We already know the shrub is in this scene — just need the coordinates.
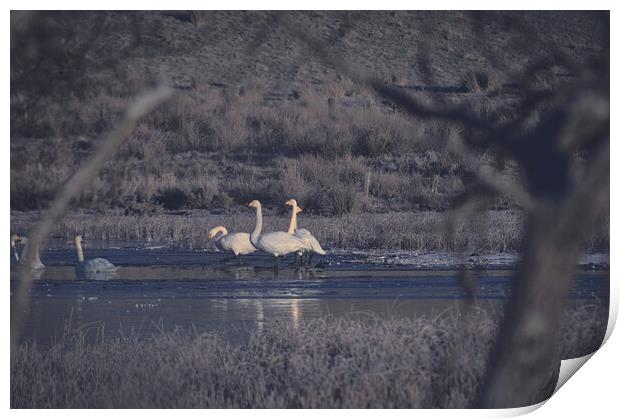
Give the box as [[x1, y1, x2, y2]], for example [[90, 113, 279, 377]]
[[463, 69, 501, 93], [153, 187, 190, 210]]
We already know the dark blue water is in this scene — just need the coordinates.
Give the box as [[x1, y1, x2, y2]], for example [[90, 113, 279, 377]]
[[11, 247, 609, 345]]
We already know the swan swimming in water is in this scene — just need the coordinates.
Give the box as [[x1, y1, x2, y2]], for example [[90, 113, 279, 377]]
[[10, 234, 20, 264], [285, 199, 326, 265], [74, 235, 117, 275], [11, 234, 45, 270], [208, 226, 257, 257], [248, 200, 310, 267]]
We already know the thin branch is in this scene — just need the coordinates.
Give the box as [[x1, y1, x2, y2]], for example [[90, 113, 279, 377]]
[[11, 86, 173, 349]]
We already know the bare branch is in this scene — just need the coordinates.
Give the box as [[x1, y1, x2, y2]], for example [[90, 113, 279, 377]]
[[11, 86, 173, 348]]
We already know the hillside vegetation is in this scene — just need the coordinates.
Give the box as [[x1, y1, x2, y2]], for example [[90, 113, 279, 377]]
[[10, 11, 609, 251]]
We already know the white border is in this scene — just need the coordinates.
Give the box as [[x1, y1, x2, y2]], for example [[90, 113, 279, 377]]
[[4, 3, 616, 418]]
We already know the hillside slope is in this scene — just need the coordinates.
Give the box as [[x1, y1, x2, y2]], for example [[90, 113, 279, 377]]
[[10, 11, 609, 229]]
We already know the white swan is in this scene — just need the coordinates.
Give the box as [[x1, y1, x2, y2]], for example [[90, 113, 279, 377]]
[[208, 226, 257, 257], [10, 234, 20, 264], [74, 235, 117, 274], [11, 235, 45, 270], [285, 199, 326, 265], [248, 200, 310, 266]]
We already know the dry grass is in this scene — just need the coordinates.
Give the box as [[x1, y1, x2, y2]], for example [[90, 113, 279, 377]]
[[10, 209, 520, 252], [11, 208, 609, 253], [10, 85, 471, 214], [11, 304, 607, 408]]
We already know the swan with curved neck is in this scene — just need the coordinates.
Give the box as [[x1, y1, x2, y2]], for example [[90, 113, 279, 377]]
[[11, 234, 45, 270], [75, 235, 117, 275], [285, 199, 326, 265], [248, 200, 309, 266], [208, 226, 257, 257]]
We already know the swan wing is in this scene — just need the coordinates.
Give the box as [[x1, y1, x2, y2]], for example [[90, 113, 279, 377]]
[[220, 233, 257, 255], [295, 229, 327, 255], [258, 232, 310, 256], [77, 258, 117, 273]]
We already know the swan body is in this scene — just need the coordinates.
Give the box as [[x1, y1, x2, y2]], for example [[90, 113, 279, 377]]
[[76, 258, 117, 274], [285, 199, 326, 259], [208, 226, 257, 256], [74, 235, 117, 275], [248, 200, 310, 259]]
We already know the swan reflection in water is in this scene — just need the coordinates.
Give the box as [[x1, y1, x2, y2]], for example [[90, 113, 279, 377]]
[[220, 266, 256, 280], [290, 298, 300, 330], [75, 269, 118, 281]]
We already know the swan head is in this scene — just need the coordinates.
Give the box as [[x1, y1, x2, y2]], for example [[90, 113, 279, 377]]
[[208, 226, 228, 239], [75, 235, 84, 245], [248, 200, 261, 209], [10, 234, 21, 245], [284, 199, 298, 207]]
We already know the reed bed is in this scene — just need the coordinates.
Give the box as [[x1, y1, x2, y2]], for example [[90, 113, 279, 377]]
[[10, 209, 531, 252], [11, 304, 607, 408], [11, 208, 608, 253]]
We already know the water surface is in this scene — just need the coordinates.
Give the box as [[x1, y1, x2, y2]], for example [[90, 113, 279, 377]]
[[11, 245, 609, 345]]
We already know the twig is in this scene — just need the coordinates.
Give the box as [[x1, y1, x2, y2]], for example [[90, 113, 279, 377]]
[[11, 86, 173, 349]]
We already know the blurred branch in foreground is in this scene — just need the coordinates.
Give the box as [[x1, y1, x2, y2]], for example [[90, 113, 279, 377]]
[[11, 86, 173, 349], [280, 11, 609, 408]]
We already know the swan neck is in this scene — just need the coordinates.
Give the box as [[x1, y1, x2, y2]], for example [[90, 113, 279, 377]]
[[76, 239, 84, 262], [214, 226, 228, 238], [12, 243, 19, 262], [251, 205, 263, 244], [22, 241, 42, 266], [288, 205, 298, 234]]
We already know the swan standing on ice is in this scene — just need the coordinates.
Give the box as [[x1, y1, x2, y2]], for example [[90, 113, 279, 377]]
[[11, 234, 45, 270], [286, 206, 304, 264], [208, 226, 257, 257], [74, 235, 117, 275], [285, 199, 326, 265], [248, 200, 310, 267]]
